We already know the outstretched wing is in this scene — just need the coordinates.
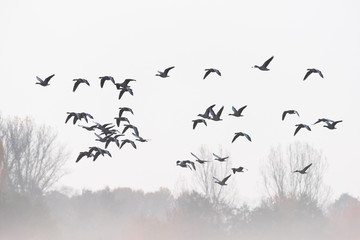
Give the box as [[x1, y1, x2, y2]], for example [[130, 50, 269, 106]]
[[303, 69, 313, 80], [263, 56, 274, 68], [73, 80, 81, 92], [191, 152, 200, 161], [302, 163, 312, 172], [282, 111, 288, 121], [232, 133, 240, 143], [203, 69, 211, 79], [243, 133, 252, 142], [294, 125, 302, 136], [212, 153, 221, 159], [316, 69, 324, 78], [44, 74, 55, 84], [222, 174, 231, 183], [164, 66, 175, 75]]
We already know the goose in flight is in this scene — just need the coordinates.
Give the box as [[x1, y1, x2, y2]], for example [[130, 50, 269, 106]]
[[209, 106, 224, 121], [213, 174, 231, 186], [232, 166, 248, 174], [324, 120, 342, 130], [198, 104, 216, 119], [176, 160, 196, 171], [294, 124, 311, 136], [282, 110, 300, 121], [73, 78, 90, 92], [36, 74, 55, 86], [115, 117, 130, 127], [232, 132, 252, 143], [293, 163, 312, 174], [78, 124, 98, 131], [118, 86, 133, 100], [203, 68, 221, 79], [192, 119, 207, 129], [78, 112, 94, 123], [88, 146, 112, 161], [99, 76, 115, 88], [313, 118, 334, 125], [95, 133, 122, 148], [118, 107, 134, 117], [115, 79, 136, 89], [122, 124, 139, 136], [76, 151, 94, 163], [253, 56, 274, 71], [191, 152, 210, 164], [156, 66, 175, 78], [65, 112, 81, 124], [120, 139, 137, 149], [229, 105, 247, 117], [213, 153, 229, 162], [132, 132, 150, 142], [303, 68, 323, 81]]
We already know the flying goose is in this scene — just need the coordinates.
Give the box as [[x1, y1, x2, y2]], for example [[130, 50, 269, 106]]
[[118, 86, 133, 100], [232, 132, 252, 143], [229, 105, 247, 117], [324, 120, 342, 130], [203, 68, 221, 79], [213, 153, 229, 162], [190, 152, 210, 164], [282, 110, 300, 121], [73, 78, 90, 92], [76, 151, 95, 163], [78, 112, 94, 123], [303, 68, 323, 81], [115, 79, 136, 89], [231, 166, 248, 174], [198, 104, 216, 119], [176, 160, 196, 171], [65, 112, 81, 124], [118, 107, 134, 117], [192, 119, 207, 129], [293, 163, 312, 174], [99, 76, 115, 88], [122, 124, 139, 136], [156, 66, 175, 78], [209, 106, 224, 121], [313, 118, 334, 125], [78, 124, 98, 131], [88, 146, 112, 161], [132, 132, 150, 142], [115, 117, 130, 127], [253, 56, 274, 71], [36, 74, 55, 86], [213, 174, 231, 186], [294, 124, 311, 136], [120, 139, 137, 149]]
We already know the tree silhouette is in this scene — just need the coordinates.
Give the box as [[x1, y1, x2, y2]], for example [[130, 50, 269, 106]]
[[260, 142, 331, 208], [0, 115, 68, 196]]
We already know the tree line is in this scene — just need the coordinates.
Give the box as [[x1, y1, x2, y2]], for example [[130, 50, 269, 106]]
[[0, 115, 359, 240]]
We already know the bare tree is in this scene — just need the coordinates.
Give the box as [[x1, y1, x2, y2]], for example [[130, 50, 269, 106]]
[[0, 115, 69, 196], [191, 145, 236, 207], [261, 142, 331, 207]]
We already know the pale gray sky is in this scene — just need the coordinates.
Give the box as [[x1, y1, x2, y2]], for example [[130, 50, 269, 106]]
[[1, 0, 359, 203]]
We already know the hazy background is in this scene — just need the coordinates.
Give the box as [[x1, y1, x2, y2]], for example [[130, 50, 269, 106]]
[[0, 0, 359, 205]]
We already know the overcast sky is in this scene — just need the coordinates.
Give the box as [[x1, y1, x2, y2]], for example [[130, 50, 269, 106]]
[[0, 0, 359, 203]]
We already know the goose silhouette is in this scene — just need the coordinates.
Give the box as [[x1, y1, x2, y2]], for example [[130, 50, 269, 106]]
[[36, 74, 55, 86], [156, 66, 175, 78], [253, 56, 274, 71]]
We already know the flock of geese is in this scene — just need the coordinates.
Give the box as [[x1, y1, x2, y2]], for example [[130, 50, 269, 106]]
[[36, 55, 342, 187], [36, 73, 148, 162]]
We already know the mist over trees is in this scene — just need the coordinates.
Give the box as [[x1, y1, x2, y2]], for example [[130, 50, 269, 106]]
[[0, 115, 68, 197], [0, 122, 359, 240]]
